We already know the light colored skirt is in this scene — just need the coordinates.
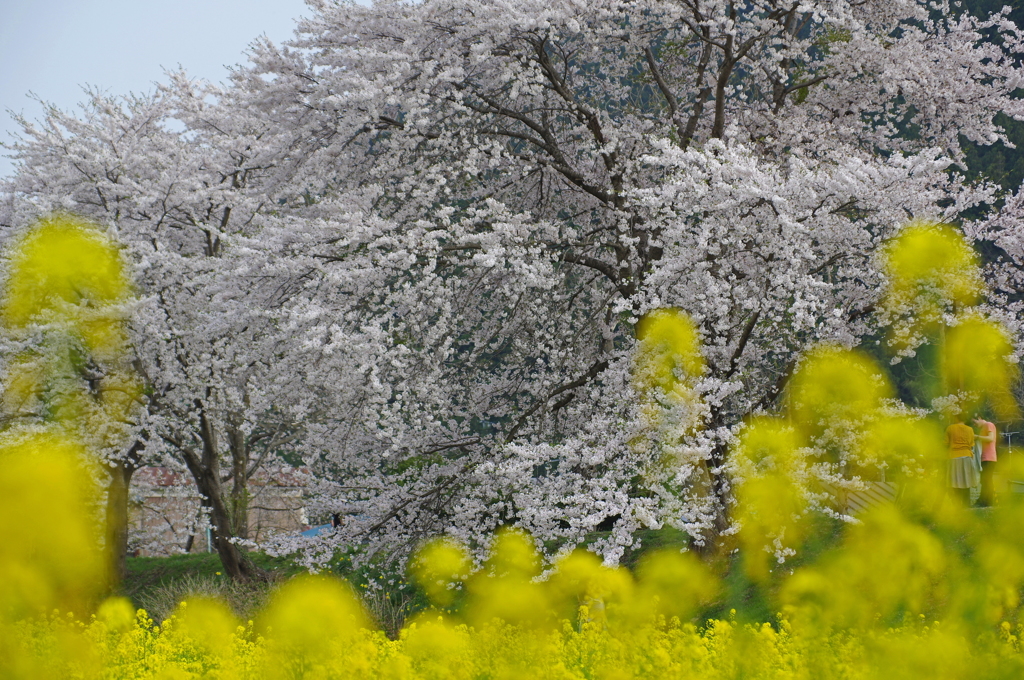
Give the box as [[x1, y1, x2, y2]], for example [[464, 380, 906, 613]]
[[949, 456, 980, 489]]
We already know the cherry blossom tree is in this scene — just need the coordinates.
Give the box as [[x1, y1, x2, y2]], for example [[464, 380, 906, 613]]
[[227, 0, 1024, 562], [0, 84, 332, 580]]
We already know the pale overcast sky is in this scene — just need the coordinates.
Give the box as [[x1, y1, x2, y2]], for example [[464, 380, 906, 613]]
[[0, 0, 315, 178]]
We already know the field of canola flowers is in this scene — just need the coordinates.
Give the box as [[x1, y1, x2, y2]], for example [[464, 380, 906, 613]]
[[4, 432, 1024, 679]]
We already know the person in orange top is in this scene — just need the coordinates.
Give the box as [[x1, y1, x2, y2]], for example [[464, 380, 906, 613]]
[[973, 414, 998, 507], [946, 413, 978, 507]]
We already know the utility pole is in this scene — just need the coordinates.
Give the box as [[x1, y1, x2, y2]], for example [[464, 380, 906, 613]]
[[1003, 430, 1020, 494]]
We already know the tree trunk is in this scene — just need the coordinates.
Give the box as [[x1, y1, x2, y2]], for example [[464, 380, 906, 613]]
[[204, 470, 257, 581], [104, 462, 133, 590], [228, 423, 250, 540], [179, 406, 260, 581], [104, 442, 142, 591], [188, 455, 259, 581], [692, 464, 732, 562], [692, 417, 734, 562]]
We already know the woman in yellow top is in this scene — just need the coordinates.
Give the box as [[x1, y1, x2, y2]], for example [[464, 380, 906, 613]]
[[946, 413, 979, 507]]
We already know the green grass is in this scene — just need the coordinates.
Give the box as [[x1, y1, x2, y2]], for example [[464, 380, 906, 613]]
[[123, 551, 304, 597], [122, 552, 307, 621]]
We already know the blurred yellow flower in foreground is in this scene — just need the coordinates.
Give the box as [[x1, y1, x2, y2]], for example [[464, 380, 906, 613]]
[[880, 221, 982, 346], [3, 214, 131, 357], [0, 433, 106, 621]]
